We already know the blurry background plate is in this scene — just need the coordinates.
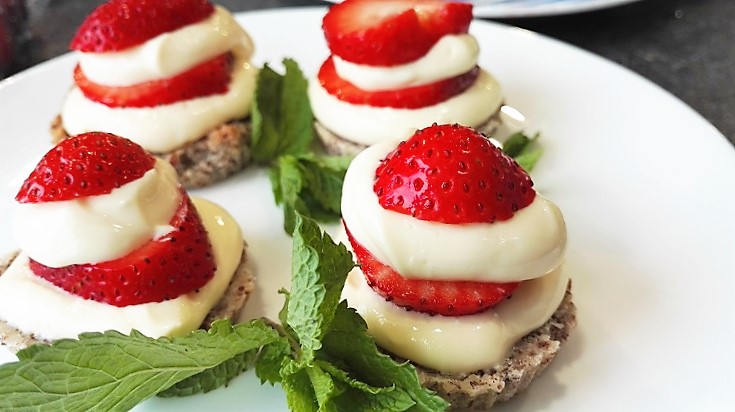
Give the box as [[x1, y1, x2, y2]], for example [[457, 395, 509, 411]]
[[1, 7, 734, 411], [326, 0, 644, 18], [469, 0, 643, 18]]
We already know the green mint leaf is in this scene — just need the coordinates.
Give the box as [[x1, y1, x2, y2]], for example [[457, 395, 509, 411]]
[[502, 131, 532, 157], [251, 58, 314, 163], [270, 154, 352, 234], [269, 155, 309, 234], [318, 360, 416, 412], [157, 351, 256, 397], [299, 155, 352, 216], [281, 359, 319, 412], [307, 363, 342, 412], [287, 214, 355, 360], [0, 319, 279, 410], [320, 303, 449, 412], [502, 131, 543, 172], [514, 145, 543, 172], [255, 336, 292, 385]]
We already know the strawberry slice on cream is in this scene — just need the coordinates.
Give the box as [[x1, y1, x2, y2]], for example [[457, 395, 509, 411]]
[[340, 124, 569, 374], [60, 0, 257, 154], [310, 0, 504, 149], [0, 133, 244, 341]]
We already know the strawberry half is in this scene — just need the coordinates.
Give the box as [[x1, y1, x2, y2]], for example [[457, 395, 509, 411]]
[[323, 0, 473, 66], [16, 132, 155, 204], [29, 193, 217, 307], [346, 225, 519, 316], [373, 124, 536, 224], [70, 0, 215, 53], [74, 52, 233, 108], [318, 57, 479, 109]]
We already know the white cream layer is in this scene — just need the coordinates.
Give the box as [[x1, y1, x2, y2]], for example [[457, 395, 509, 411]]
[[342, 140, 567, 283], [13, 159, 180, 268], [0, 197, 243, 341], [342, 265, 568, 374], [308, 69, 503, 146], [79, 6, 254, 86], [333, 35, 479, 91], [61, 46, 257, 153]]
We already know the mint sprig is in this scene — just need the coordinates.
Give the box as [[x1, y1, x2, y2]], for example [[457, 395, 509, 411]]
[[0, 320, 279, 410], [251, 58, 314, 162], [250, 59, 352, 234], [269, 154, 352, 234], [254, 215, 448, 412]]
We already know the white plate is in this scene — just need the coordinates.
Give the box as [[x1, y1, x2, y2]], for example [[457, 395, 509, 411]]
[[327, 0, 643, 18], [1, 7, 734, 412]]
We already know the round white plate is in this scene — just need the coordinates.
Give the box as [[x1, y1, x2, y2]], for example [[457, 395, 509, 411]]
[[1, 7, 734, 412], [327, 0, 643, 18]]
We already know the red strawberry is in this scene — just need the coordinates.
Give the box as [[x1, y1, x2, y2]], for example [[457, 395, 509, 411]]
[[70, 0, 215, 53], [29, 193, 217, 307], [373, 124, 536, 224], [346, 226, 519, 316], [323, 0, 473, 66], [74, 52, 232, 108], [16, 132, 155, 204], [318, 57, 479, 109]]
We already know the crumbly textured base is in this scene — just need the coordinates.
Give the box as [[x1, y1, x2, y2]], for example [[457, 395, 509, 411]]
[[0, 248, 254, 354], [415, 282, 576, 410], [315, 109, 503, 156], [50, 115, 252, 188]]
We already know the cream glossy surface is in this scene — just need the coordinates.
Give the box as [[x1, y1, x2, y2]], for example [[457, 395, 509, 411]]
[[332, 34, 479, 90], [309, 69, 503, 146], [62, 47, 257, 153], [342, 265, 568, 374], [0, 197, 243, 340]]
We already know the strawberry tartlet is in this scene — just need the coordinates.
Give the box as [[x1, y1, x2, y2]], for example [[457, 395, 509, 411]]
[[51, 0, 258, 187], [309, 0, 504, 155], [0, 133, 253, 352], [340, 124, 575, 409]]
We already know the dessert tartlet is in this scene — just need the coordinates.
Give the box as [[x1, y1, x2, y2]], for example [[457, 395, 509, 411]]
[[340, 124, 575, 409], [51, 0, 258, 187], [310, 0, 504, 155], [0, 132, 253, 352]]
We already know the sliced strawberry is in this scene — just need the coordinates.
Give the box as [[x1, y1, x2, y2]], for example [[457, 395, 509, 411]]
[[374, 124, 536, 224], [323, 0, 473, 66], [318, 57, 479, 109], [70, 0, 215, 53], [346, 225, 519, 316], [16, 132, 155, 204], [29, 193, 216, 307], [74, 52, 232, 108]]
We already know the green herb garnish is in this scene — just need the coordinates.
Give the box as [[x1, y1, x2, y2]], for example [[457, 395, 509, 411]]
[[251, 59, 352, 234], [502, 131, 543, 172], [0, 320, 279, 410]]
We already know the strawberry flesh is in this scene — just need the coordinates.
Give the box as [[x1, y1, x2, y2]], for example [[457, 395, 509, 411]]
[[373, 124, 536, 224], [346, 225, 519, 316], [318, 57, 479, 109], [323, 0, 473, 66], [70, 0, 215, 53], [74, 52, 233, 108], [29, 193, 216, 307], [16, 132, 155, 204]]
